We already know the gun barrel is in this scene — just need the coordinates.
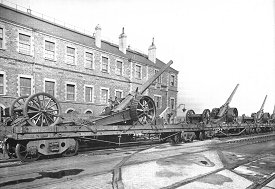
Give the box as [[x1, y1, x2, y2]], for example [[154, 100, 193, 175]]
[[139, 60, 173, 94], [259, 95, 267, 111], [224, 84, 239, 105]]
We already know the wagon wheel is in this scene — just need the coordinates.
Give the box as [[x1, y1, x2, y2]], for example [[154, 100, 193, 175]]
[[3, 139, 17, 158], [23, 92, 61, 127], [15, 142, 40, 162], [9, 95, 29, 118], [62, 140, 79, 157], [202, 109, 210, 124], [131, 96, 156, 125], [186, 110, 195, 124]]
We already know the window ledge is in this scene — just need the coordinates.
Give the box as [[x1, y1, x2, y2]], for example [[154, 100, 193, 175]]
[[19, 52, 33, 57]]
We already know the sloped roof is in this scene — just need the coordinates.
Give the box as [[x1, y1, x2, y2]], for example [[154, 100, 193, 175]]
[[0, 4, 178, 73]]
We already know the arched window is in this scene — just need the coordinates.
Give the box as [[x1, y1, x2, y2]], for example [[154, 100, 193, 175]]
[[66, 108, 75, 114], [84, 109, 93, 114]]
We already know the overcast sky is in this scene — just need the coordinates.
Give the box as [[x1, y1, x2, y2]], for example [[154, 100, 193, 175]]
[[6, 0, 275, 116]]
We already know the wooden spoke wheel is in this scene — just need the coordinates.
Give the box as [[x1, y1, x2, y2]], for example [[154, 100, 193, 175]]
[[202, 109, 210, 124], [62, 140, 79, 157], [131, 96, 156, 125], [23, 92, 61, 127], [186, 110, 195, 124], [15, 142, 40, 162], [10, 95, 29, 118]]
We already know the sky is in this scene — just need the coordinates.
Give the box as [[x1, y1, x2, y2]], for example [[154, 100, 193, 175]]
[[5, 0, 275, 116]]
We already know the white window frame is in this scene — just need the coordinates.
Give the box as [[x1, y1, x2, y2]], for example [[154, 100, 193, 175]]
[[44, 38, 57, 61], [17, 30, 33, 56], [154, 95, 162, 109], [0, 24, 6, 49], [115, 59, 123, 76], [114, 89, 123, 99], [0, 71, 7, 95], [18, 74, 34, 96], [100, 87, 109, 104], [84, 50, 94, 69], [43, 78, 57, 97], [84, 84, 94, 103], [65, 45, 77, 65], [170, 97, 176, 110], [135, 64, 142, 79], [154, 69, 162, 83], [170, 74, 176, 87], [101, 55, 110, 73], [65, 81, 77, 101]]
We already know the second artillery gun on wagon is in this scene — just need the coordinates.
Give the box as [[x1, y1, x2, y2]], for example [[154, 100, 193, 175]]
[[210, 84, 239, 123], [242, 95, 270, 124]]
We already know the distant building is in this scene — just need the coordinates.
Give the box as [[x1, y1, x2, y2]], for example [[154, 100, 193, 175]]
[[0, 3, 178, 117]]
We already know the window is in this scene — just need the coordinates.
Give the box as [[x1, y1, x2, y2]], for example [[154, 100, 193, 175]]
[[135, 65, 142, 79], [66, 109, 75, 114], [170, 75, 175, 86], [85, 86, 93, 102], [66, 84, 75, 101], [101, 88, 109, 104], [19, 77, 32, 96], [85, 110, 93, 114], [66, 46, 75, 64], [85, 52, 93, 69], [45, 40, 55, 60], [170, 98, 175, 110], [102, 56, 109, 73], [0, 28, 3, 49], [0, 74, 4, 94], [154, 69, 162, 83], [45, 80, 55, 96], [115, 90, 123, 99], [19, 33, 31, 55], [116, 60, 123, 75], [154, 95, 162, 109]]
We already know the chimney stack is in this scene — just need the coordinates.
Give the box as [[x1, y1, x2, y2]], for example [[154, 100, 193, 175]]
[[95, 24, 101, 48], [148, 38, 156, 63], [119, 27, 127, 54]]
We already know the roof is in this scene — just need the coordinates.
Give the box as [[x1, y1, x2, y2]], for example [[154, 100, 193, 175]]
[[0, 4, 178, 73]]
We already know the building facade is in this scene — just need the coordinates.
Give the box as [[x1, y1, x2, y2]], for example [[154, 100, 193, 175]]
[[0, 3, 178, 118]]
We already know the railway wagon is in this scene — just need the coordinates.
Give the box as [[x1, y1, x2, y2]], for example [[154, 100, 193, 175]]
[[0, 61, 274, 162]]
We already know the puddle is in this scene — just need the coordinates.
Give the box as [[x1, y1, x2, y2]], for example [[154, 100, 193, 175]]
[[0, 169, 84, 187], [198, 173, 233, 185], [156, 169, 184, 178]]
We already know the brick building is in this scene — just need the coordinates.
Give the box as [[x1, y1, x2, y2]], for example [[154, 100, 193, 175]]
[[0, 3, 178, 118]]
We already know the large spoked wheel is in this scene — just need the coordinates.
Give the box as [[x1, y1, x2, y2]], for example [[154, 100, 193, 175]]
[[15, 142, 40, 162], [10, 95, 29, 118], [62, 140, 79, 157], [131, 96, 156, 125], [186, 110, 195, 124], [202, 109, 210, 124], [23, 92, 61, 127]]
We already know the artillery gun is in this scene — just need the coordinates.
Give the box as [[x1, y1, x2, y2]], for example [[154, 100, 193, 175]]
[[186, 109, 210, 124], [210, 84, 239, 123], [242, 95, 270, 124], [1, 60, 173, 129]]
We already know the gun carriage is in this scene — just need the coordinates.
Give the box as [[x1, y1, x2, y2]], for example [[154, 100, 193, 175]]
[[210, 84, 239, 123], [0, 61, 173, 162], [242, 95, 270, 124], [185, 109, 210, 124]]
